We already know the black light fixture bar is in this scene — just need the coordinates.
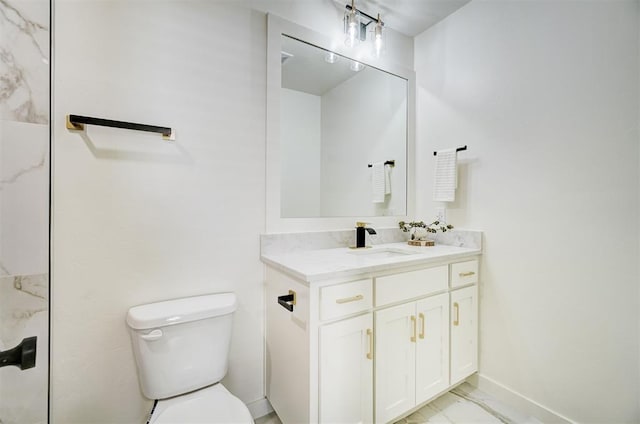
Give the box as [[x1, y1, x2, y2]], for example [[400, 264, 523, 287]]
[[433, 145, 468, 156], [345, 3, 385, 26], [66, 114, 174, 140]]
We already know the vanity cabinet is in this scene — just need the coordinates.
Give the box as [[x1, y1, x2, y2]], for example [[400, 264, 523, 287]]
[[375, 293, 449, 423], [319, 313, 373, 423], [450, 285, 478, 385], [264, 256, 479, 424]]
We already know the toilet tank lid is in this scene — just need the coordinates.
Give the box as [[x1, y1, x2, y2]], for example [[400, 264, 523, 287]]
[[126, 293, 237, 330]]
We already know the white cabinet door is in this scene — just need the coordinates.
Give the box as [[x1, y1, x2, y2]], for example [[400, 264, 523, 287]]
[[450, 285, 478, 384], [319, 313, 374, 424], [415, 293, 450, 405], [375, 303, 416, 423]]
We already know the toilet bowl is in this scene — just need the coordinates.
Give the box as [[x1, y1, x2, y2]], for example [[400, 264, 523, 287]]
[[126, 293, 253, 423], [149, 383, 253, 424]]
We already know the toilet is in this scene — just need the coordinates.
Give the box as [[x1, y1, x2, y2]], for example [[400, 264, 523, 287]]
[[126, 293, 253, 423]]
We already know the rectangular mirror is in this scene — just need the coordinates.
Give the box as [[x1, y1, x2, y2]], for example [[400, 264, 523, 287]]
[[280, 35, 408, 218], [266, 15, 415, 231]]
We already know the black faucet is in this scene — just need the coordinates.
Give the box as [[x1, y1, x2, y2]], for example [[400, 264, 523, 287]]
[[355, 222, 377, 248]]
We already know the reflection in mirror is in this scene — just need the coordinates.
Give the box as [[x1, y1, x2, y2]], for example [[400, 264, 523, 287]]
[[280, 35, 407, 218]]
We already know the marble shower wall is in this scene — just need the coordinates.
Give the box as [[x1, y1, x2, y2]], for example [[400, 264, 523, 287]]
[[0, 0, 50, 423], [1, 0, 50, 276], [0, 0, 49, 124], [0, 274, 48, 424]]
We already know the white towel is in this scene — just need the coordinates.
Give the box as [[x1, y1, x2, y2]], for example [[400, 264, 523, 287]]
[[433, 148, 457, 202], [384, 164, 391, 195], [372, 162, 385, 203]]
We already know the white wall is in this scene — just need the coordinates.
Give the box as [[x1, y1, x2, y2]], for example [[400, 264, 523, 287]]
[[52, 1, 414, 423], [280, 88, 321, 217], [415, 0, 639, 422], [52, 1, 267, 422], [320, 68, 407, 217]]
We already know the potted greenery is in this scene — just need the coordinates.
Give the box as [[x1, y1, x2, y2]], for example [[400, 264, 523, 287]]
[[398, 220, 454, 243]]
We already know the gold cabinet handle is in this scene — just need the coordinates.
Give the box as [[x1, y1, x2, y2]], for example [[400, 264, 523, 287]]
[[459, 271, 475, 277], [366, 329, 373, 360], [419, 313, 425, 339], [453, 302, 460, 326], [410, 315, 417, 342], [335, 294, 364, 304]]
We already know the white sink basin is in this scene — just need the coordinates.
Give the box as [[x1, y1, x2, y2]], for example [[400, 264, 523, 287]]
[[348, 247, 418, 259]]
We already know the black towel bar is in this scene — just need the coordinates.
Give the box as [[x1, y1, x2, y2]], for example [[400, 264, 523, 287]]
[[367, 160, 395, 168], [66, 114, 175, 141], [433, 145, 467, 156]]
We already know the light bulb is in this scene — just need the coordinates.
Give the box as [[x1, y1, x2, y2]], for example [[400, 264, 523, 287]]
[[344, 1, 360, 47], [373, 15, 384, 58], [345, 15, 358, 46], [374, 34, 382, 57]]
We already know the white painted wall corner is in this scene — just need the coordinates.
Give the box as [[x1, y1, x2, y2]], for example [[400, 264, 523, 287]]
[[467, 374, 574, 424]]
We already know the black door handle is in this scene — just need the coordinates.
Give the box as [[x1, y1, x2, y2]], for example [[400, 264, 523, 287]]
[[0, 336, 37, 370]]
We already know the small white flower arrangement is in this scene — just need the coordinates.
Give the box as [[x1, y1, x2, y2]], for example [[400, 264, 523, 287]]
[[398, 220, 454, 241]]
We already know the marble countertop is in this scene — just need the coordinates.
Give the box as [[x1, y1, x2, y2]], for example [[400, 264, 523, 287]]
[[261, 242, 481, 283]]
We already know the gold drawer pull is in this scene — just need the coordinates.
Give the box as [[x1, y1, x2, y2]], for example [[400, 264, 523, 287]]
[[459, 271, 476, 277], [419, 313, 425, 339], [366, 329, 373, 360], [410, 315, 417, 342], [453, 302, 460, 326], [335, 294, 364, 304]]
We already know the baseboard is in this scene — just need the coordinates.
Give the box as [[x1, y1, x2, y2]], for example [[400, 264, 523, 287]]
[[468, 374, 575, 424], [249, 375, 574, 422], [247, 397, 274, 420]]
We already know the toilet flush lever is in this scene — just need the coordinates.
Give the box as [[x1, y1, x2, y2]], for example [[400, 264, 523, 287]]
[[140, 329, 163, 341]]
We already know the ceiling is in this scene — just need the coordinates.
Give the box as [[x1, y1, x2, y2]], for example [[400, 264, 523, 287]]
[[336, 0, 472, 37]]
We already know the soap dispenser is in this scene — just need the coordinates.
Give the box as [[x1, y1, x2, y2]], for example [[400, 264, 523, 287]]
[[355, 222, 377, 248]]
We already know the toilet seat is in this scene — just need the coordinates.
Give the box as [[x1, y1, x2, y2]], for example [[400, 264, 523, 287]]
[[150, 383, 254, 424]]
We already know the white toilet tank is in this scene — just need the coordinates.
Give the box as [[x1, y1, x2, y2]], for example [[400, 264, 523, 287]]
[[126, 293, 237, 400]]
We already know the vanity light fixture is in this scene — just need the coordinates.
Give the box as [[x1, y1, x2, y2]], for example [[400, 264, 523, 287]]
[[343, 0, 385, 57], [373, 14, 384, 58], [344, 0, 361, 47]]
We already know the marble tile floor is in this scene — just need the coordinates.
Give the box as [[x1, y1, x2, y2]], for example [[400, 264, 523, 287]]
[[254, 383, 542, 424]]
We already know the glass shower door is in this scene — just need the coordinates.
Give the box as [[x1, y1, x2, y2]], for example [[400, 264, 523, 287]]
[[0, 0, 50, 422]]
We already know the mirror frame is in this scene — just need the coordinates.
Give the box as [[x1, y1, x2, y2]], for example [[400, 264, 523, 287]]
[[266, 14, 415, 232]]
